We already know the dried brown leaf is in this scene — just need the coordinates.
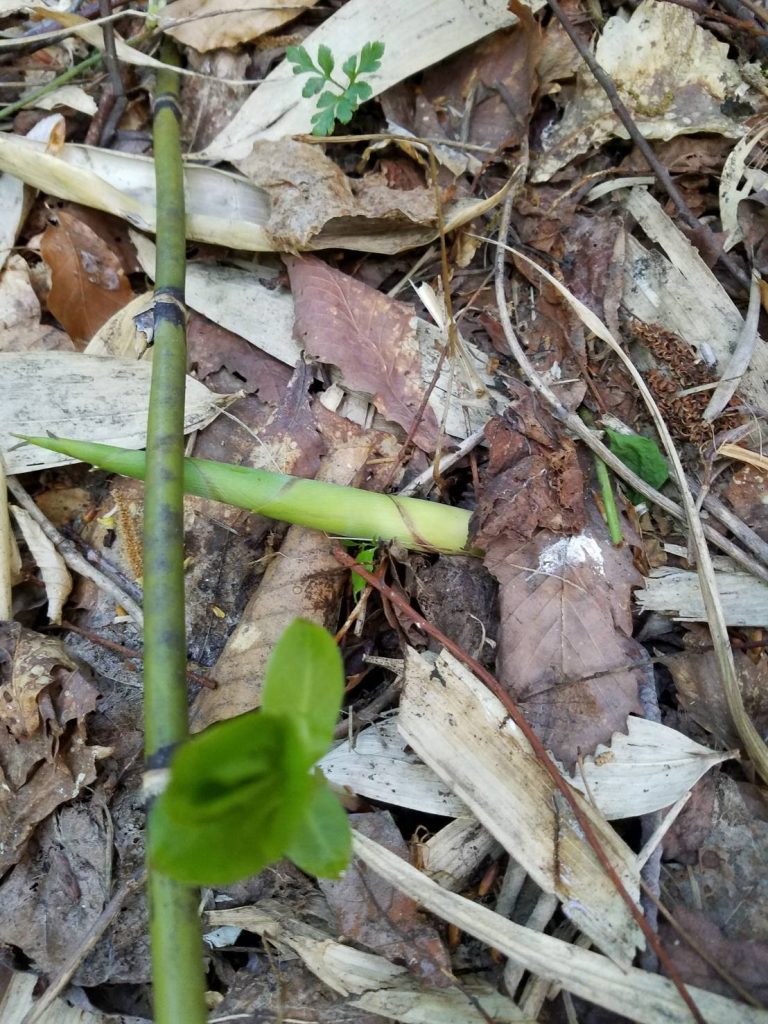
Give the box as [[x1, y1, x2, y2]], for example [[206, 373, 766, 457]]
[[666, 643, 768, 749], [319, 812, 452, 987], [482, 510, 644, 767], [287, 255, 440, 452], [40, 209, 134, 345], [0, 623, 107, 873], [238, 141, 445, 254], [472, 386, 586, 550]]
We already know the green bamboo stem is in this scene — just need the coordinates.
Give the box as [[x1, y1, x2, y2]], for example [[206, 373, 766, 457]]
[[22, 436, 475, 554], [145, 41, 207, 1024]]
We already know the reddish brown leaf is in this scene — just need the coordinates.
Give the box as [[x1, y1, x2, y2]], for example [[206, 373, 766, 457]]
[[472, 385, 586, 550], [40, 209, 134, 345], [286, 255, 440, 452], [473, 401, 643, 765], [319, 812, 452, 987]]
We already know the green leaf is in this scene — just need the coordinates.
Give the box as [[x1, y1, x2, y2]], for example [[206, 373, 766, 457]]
[[342, 54, 358, 80], [604, 428, 669, 491], [350, 545, 376, 600], [315, 89, 338, 108], [357, 40, 385, 74], [311, 105, 338, 136], [302, 76, 326, 98], [345, 80, 372, 107], [261, 619, 345, 766], [286, 772, 351, 878], [149, 712, 313, 884], [286, 44, 317, 75], [334, 93, 356, 124], [317, 44, 335, 77]]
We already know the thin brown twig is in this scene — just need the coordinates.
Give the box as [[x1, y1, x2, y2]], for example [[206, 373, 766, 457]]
[[98, 0, 126, 146], [331, 544, 707, 1024], [546, 0, 751, 292]]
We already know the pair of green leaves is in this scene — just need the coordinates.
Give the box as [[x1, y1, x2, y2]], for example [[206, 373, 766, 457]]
[[286, 40, 385, 136], [149, 620, 351, 885]]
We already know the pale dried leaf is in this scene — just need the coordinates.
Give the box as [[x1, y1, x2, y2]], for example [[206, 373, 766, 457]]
[[533, 0, 750, 181], [10, 505, 72, 624], [719, 123, 768, 251], [84, 291, 156, 358], [287, 256, 441, 451], [622, 188, 768, 412], [163, 0, 317, 52], [399, 646, 643, 961], [0, 134, 508, 255], [206, 901, 527, 1022], [33, 84, 98, 115], [567, 716, 735, 818], [320, 717, 467, 816], [636, 566, 768, 625], [0, 351, 223, 473], [421, 818, 502, 893], [352, 829, 768, 1024], [0, 161, 27, 272]]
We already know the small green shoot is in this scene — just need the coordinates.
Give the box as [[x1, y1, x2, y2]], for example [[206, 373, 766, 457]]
[[286, 40, 384, 136], [346, 543, 377, 600], [149, 619, 351, 884], [604, 427, 669, 504]]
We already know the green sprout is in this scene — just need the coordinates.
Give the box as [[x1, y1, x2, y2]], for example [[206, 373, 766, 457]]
[[286, 40, 385, 136], [150, 619, 351, 884]]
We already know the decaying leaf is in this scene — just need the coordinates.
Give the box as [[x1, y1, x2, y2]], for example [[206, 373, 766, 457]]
[[665, 643, 768, 750], [472, 389, 586, 549], [567, 715, 735, 818], [40, 210, 134, 345], [0, 351, 224, 473], [287, 255, 441, 452], [398, 646, 643, 961], [484, 520, 645, 767], [133, 233, 505, 441], [206, 899, 525, 1021], [10, 505, 72, 624], [533, 0, 753, 181], [319, 812, 453, 987], [239, 140, 453, 255], [0, 623, 109, 873], [162, 0, 318, 52]]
